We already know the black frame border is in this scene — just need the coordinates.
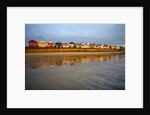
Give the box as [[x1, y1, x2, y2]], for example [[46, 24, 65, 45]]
[[1, 0, 149, 112]]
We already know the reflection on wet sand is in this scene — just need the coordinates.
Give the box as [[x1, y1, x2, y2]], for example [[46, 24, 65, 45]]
[[26, 54, 124, 69], [25, 53, 125, 90]]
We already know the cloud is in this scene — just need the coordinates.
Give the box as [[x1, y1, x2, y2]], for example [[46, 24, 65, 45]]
[[25, 24, 125, 46]]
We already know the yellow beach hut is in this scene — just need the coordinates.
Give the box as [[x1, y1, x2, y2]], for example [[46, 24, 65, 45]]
[[38, 40, 47, 47]]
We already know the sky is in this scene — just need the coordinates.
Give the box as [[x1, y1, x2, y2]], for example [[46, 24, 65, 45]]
[[25, 24, 125, 46]]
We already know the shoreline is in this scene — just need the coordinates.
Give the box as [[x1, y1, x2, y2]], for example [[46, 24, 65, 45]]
[[25, 52, 125, 56]]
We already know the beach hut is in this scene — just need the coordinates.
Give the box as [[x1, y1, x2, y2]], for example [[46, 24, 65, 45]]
[[62, 42, 69, 48], [120, 46, 125, 50], [104, 45, 108, 48], [55, 41, 62, 48], [47, 40, 54, 47], [81, 43, 90, 48], [75, 43, 80, 48], [107, 45, 111, 49], [108, 45, 112, 49], [69, 42, 75, 48], [38, 40, 47, 47], [101, 44, 109, 49], [93, 43, 97, 48], [80, 43, 85, 48], [111, 45, 116, 49], [28, 39, 38, 47], [85, 43, 90, 48], [86, 43, 90, 46], [89, 43, 94, 48], [96, 44, 101, 48], [116, 46, 121, 50]]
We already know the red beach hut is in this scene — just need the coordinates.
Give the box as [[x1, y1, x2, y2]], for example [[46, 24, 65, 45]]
[[28, 39, 38, 47]]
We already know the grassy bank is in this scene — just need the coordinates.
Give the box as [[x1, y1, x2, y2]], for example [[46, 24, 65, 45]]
[[25, 47, 125, 53]]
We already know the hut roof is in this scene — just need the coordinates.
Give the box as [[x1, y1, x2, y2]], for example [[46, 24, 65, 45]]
[[63, 41, 68, 43], [28, 39, 37, 43], [56, 41, 62, 44], [39, 40, 46, 43], [103, 45, 108, 47], [48, 40, 54, 43], [69, 42, 74, 44]]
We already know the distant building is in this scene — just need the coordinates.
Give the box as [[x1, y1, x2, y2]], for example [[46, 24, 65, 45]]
[[62, 42, 69, 48], [55, 41, 62, 48], [38, 40, 47, 47], [28, 39, 38, 47], [69, 42, 75, 48], [47, 40, 54, 47]]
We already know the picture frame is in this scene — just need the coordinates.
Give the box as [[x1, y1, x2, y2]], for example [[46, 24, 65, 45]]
[[1, 0, 148, 112]]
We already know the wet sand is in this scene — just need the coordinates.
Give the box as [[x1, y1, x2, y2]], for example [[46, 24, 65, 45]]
[[25, 53, 125, 90]]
